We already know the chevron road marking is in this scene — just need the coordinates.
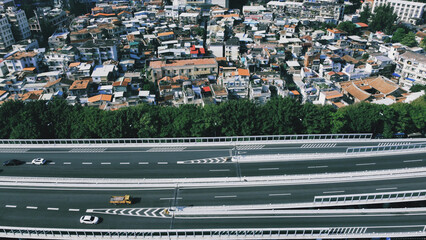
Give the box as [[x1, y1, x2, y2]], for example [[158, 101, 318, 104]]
[[300, 143, 337, 148], [177, 157, 230, 164]]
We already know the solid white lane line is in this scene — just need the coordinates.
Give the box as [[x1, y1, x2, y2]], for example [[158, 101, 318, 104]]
[[139, 162, 149, 165], [5, 205, 16, 208], [69, 209, 80, 212], [158, 162, 168, 165], [356, 163, 376, 166], [82, 162, 92, 165], [258, 168, 279, 171], [209, 169, 230, 172], [268, 193, 291, 196], [323, 190, 345, 194], [120, 162, 130, 165], [47, 208, 59, 211], [63, 162, 71, 165], [26, 206, 37, 209], [101, 162, 111, 165], [49, 162, 55, 165], [404, 159, 423, 163], [214, 195, 237, 198], [308, 165, 328, 169], [376, 187, 398, 191]]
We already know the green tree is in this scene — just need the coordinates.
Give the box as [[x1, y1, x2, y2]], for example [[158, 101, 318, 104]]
[[362, 53, 370, 60], [337, 21, 357, 35], [401, 32, 418, 47], [369, 4, 398, 34], [359, 4, 371, 24], [420, 38, 426, 51], [391, 28, 406, 43], [410, 84, 426, 92]]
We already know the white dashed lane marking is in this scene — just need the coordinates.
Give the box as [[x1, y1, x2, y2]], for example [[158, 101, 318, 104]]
[[269, 193, 291, 197], [214, 195, 237, 198], [101, 162, 111, 165], [26, 206, 37, 209], [308, 165, 328, 169], [157, 162, 168, 165], [69, 209, 80, 212], [139, 162, 149, 165], [120, 162, 130, 165], [356, 163, 376, 166], [404, 159, 422, 163], [47, 208, 59, 211], [82, 162, 92, 165], [63, 162, 71, 165], [5, 205, 16, 208]]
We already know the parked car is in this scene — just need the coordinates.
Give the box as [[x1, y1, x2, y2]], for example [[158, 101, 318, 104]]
[[31, 158, 46, 165], [2, 159, 24, 166], [80, 215, 99, 224]]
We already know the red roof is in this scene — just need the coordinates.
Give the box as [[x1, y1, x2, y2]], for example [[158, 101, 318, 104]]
[[356, 22, 368, 28], [200, 48, 205, 54], [202, 86, 211, 92]]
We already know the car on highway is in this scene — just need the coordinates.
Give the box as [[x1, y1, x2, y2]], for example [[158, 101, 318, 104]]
[[31, 158, 46, 165], [79, 215, 99, 224], [2, 159, 24, 166]]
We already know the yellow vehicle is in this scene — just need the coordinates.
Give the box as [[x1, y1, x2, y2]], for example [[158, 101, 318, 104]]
[[109, 195, 132, 205]]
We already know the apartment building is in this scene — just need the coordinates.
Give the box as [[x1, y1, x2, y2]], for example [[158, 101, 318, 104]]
[[0, 15, 14, 51], [77, 39, 118, 65], [149, 58, 218, 81], [173, 0, 229, 8], [4, 51, 41, 72], [396, 51, 426, 87], [372, 0, 425, 24], [4, 7, 30, 41]]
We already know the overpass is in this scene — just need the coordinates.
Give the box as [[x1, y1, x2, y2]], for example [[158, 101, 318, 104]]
[[0, 134, 425, 239]]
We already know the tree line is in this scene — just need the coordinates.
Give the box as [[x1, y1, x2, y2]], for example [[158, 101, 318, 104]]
[[0, 96, 424, 139]]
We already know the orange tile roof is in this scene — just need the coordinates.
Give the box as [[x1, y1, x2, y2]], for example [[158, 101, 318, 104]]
[[0, 90, 6, 96], [22, 90, 43, 101], [149, 58, 217, 69], [70, 80, 90, 90], [342, 82, 371, 101], [322, 90, 343, 100], [291, 90, 300, 95], [88, 94, 112, 102], [356, 22, 368, 28], [69, 62, 81, 68], [118, 10, 131, 16], [238, 68, 250, 76], [327, 28, 345, 34], [367, 76, 399, 95], [112, 78, 130, 87], [44, 78, 62, 88], [6, 51, 38, 60], [157, 31, 174, 37], [332, 101, 345, 108], [23, 67, 36, 72], [93, 13, 115, 17]]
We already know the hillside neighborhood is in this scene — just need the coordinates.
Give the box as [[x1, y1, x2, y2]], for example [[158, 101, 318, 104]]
[[0, 0, 425, 111]]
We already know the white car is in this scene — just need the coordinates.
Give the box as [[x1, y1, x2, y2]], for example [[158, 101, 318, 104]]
[[31, 158, 46, 165], [80, 215, 99, 224]]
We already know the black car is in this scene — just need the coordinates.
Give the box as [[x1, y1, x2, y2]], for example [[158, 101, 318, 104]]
[[2, 159, 24, 166]]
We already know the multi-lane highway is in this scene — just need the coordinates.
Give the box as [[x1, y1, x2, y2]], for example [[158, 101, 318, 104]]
[[0, 136, 425, 239]]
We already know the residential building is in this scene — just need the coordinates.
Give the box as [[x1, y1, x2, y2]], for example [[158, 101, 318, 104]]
[[0, 14, 14, 51], [396, 51, 426, 87], [4, 51, 40, 72], [77, 39, 119, 65], [372, 0, 425, 24], [91, 64, 117, 84], [149, 58, 218, 81], [4, 7, 30, 41]]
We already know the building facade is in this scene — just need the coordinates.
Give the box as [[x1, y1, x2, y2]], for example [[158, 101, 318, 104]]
[[4, 7, 30, 41], [0, 14, 14, 51], [372, 0, 426, 24]]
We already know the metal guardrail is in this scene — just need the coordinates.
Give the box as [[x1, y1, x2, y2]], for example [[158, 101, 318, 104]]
[[0, 226, 425, 239], [314, 190, 426, 205], [346, 142, 426, 154], [0, 226, 396, 239], [0, 134, 372, 145]]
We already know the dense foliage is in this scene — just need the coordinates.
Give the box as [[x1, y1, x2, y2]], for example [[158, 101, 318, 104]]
[[369, 4, 398, 34], [0, 96, 425, 139]]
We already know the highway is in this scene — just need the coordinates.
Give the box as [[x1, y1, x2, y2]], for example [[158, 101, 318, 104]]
[[0, 138, 425, 238], [0, 177, 425, 229], [0, 151, 424, 178]]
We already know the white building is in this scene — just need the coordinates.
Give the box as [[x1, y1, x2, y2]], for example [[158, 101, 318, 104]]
[[173, 0, 229, 8], [4, 7, 31, 41], [0, 15, 14, 50], [372, 0, 426, 24], [396, 51, 426, 86], [4, 51, 40, 72]]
